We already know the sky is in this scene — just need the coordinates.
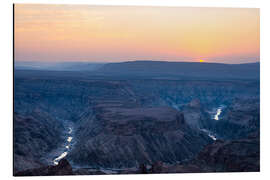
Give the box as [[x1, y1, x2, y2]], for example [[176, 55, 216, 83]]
[[14, 4, 260, 64]]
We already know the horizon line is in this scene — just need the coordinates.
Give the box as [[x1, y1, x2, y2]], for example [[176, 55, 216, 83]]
[[14, 59, 260, 65]]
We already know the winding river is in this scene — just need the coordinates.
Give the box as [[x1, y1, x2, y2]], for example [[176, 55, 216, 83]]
[[202, 105, 225, 141], [214, 107, 223, 120], [51, 105, 224, 165], [201, 128, 217, 141], [53, 127, 74, 165]]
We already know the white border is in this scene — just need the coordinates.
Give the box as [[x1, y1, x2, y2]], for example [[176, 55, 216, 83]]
[[1, 0, 269, 180], [12, 0, 260, 8]]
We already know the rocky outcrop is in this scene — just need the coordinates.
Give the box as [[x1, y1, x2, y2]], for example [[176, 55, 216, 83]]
[[68, 104, 212, 168], [180, 99, 213, 130], [194, 137, 259, 172], [15, 159, 73, 176], [213, 98, 260, 140], [136, 135, 259, 173], [14, 111, 64, 173]]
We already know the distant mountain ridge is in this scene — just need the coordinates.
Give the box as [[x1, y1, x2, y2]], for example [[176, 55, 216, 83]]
[[97, 61, 259, 80], [15, 60, 260, 80], [14, 61, 104, 71]]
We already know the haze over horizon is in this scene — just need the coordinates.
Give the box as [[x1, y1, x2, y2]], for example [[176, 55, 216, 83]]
[[15, 4, 260, 64], [14, 59, 260, 65]]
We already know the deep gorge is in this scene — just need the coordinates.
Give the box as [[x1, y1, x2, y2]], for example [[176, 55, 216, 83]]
[[14, 68, 260, 174]]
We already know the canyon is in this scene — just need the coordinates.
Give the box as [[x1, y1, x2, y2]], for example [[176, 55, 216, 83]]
[[13, 61, 260, 175]]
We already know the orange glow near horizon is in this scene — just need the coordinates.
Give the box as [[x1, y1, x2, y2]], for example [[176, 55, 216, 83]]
[[14, 4, 260, 63]]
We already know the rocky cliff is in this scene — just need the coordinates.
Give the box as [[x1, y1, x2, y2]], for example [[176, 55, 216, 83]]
[[14, 111, 64, 173], [68, 102, 212, 168], [146, 134, 259, 173], [212, 98, 260, 140], [15, 159, 73, 176]]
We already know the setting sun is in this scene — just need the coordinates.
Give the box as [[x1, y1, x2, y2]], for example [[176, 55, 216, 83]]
[[14, 5, 260, 63], [199, 59, 205, 63]]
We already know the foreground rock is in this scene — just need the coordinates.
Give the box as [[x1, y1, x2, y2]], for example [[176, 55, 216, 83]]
[[194, 137, 259, 172], [15, 159, 73, 176], [143, 135, 259, 173], [74, 134, 259, 175], [13, 111, 64, 173]]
